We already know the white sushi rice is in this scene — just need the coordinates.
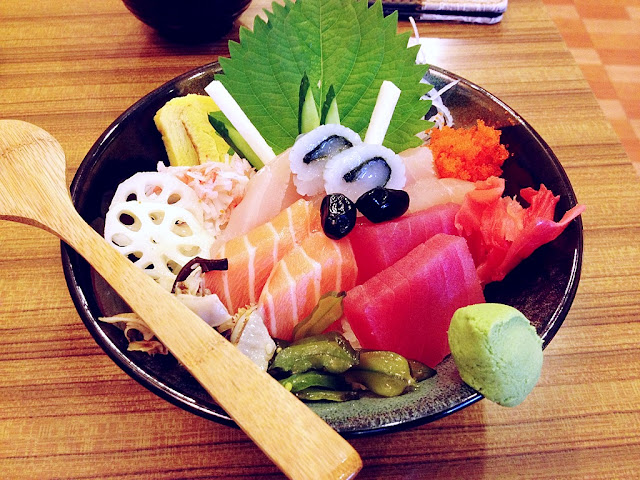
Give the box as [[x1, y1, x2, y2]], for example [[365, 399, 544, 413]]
[[290, 124, 362, 196], [323, 143, 406, 203]]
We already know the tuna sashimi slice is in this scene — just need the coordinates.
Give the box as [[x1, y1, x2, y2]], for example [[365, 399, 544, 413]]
[[350, 203, 461, 284], [343, 233, 485, 368], [258, 232, 358, 341], [204, 198, 320, 314]]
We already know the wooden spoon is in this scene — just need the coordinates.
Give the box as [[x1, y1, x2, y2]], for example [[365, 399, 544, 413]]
[[0, 119, 362, 480]]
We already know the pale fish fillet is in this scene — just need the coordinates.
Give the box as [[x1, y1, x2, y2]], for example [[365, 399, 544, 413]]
[[405, 176, 475, 214], [214, 149, 301, 246]]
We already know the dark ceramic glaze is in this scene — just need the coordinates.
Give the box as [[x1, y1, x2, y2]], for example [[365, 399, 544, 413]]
[[122, 0, 252, 42], [62, 63, 583, 435]]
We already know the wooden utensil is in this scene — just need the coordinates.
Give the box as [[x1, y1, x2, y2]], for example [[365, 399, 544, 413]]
[[0, 119, 362, 480]]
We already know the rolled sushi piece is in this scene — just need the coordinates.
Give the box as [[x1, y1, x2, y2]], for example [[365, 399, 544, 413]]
[[324, 144, 406, 203], [290, 124, 362, 196]]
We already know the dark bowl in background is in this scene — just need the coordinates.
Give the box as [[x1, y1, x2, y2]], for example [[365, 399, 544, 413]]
[[122, 0, 252, 42]]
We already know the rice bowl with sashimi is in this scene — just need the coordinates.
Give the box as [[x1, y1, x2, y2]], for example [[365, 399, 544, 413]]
[[63, 0, 584, 434]]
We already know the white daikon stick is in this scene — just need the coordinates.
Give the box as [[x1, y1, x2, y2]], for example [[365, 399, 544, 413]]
[[364, 80, 402, 145], [204, 80, 276, 165]]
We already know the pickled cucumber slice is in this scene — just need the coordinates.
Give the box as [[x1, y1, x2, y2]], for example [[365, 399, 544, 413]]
[[344, 350, 415, 397], [270, 332, 359, 374]]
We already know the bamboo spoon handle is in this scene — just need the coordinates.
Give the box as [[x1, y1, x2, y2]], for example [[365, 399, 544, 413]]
[[0, 120, 362, 480]]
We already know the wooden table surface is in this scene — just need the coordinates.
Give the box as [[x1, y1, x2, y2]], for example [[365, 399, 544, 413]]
[[1, 0, 639, 478]]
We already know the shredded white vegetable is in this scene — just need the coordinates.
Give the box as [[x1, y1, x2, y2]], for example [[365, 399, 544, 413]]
[[426, 81, 458, 129], [408, 16, 457, 131]]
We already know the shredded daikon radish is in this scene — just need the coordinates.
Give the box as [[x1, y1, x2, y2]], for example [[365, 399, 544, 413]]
[[409, 17, 429, 66], [408, 17, 457, 130], [426, 80, 458, 128]]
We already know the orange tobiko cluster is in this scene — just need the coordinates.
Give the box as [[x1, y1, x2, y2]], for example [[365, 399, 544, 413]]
[[429, 120, 510, 182]]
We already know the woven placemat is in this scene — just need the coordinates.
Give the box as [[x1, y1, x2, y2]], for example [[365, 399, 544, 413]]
[[374, 0, 508, 24]]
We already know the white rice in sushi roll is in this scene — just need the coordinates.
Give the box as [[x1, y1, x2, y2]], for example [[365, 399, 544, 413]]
[[290, 124, 362, 196], [323, 144, 406, 203]]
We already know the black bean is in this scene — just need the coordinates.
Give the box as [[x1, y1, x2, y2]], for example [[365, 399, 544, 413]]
[[356, 187, 410, 223], [320, 193, 357, 239]]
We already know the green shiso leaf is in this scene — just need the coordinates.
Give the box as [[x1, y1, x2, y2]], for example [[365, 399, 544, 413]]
[[217, 0, 432, 154]]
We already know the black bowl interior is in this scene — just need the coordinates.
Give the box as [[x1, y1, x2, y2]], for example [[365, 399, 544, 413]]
[[62, 63, 583, 435], [122, 0, 253, 42]]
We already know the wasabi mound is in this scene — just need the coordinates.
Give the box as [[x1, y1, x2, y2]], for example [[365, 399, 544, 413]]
[[448, 303, 543, 407]]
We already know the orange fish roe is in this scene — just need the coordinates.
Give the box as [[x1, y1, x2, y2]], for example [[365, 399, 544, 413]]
[[429, 120, 510, 182]]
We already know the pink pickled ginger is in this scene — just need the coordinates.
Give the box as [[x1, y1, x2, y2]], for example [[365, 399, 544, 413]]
[[455, 176, 585, 285]]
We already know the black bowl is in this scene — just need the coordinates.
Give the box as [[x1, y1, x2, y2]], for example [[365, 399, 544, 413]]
[[122, 0, 252, 42], [62, 62, 583, 435]]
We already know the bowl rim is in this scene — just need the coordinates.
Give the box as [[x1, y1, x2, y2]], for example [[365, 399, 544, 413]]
[[61, 61, 583, 435]]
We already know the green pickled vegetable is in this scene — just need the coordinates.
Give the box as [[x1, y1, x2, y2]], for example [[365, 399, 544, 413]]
[[208, 111, 264, 170], [408, 359, 437, 382], [344, 350, 415, 397], [291, 291, 345, 342], [320, 85, 339, 125], [279, 371, 345, 393], [295, 388, 359, 402], [298, 73, 320, 134], [270, 332, 359, 374]]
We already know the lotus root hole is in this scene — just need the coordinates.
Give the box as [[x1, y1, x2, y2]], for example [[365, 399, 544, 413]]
[[111, 233, 132, 247], [171, 222, 194, 237], [148, 210, 165, 224], [167, 193, 181, 204], [118, 212, 141, 231], [127, 251, 143, 263], [178, 244, 202, 257], [166, 260, 181, 274]]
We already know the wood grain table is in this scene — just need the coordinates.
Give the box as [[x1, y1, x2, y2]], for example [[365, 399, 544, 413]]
[[1, 0, 639, 478]]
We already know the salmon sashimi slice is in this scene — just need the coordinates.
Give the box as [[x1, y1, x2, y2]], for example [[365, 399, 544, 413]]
[[258, 232, 358, 341], [204, 198, 320, 314]]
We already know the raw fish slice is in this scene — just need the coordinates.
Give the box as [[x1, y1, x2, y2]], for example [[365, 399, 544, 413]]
[[344, 234, 485, 368], [258, 232, 358, 341], [204, 199, 319, 313], [374, 264, 412, 348], [214, 149, 301, 245], [392, 236, 467, 365], [344, 275, 401, 350], [405, 176, 475, 214], [350, 203, 460, 283], [399, 143, 475, 214], [400, 146, 436, 184]]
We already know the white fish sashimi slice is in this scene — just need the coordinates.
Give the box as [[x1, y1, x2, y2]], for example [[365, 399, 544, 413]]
[[213, 149, 301, 247], [440, 178, 476, 204], [400, 146, 436, 185], [406, 176, 475, 214]]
